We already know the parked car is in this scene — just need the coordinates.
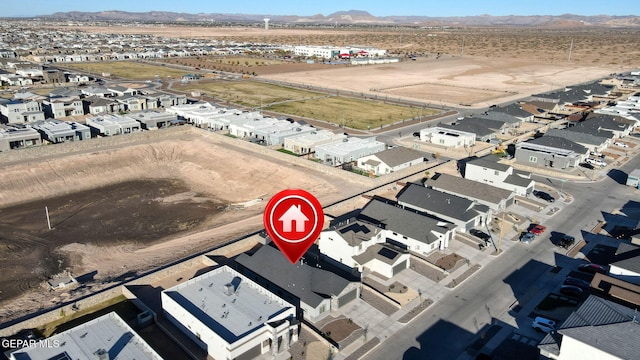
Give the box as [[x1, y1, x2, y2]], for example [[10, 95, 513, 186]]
[[564, 277, 590, 289], [585, 158, 607, 167], [578, 263, 607, 274], [560, 285, 584, 298], [413, 132, 420, 137], [557, 235, 575, 249], [470, 229, 491, 242], [520, 232, 536, 243], [614, 141, 629, 148], [533, 190, 555, 203], [529, 224, 547, 236], [590, 151, 605, 158], [579, 162, 594, 170], [532, 317, 556, 333]]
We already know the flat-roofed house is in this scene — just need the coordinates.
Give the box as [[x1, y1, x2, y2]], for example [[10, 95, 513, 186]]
[[9, 312, 162, 360], [356, 146, 426, 176], [162, 265, 298, 360], [315, 137, 386, 166], [419, 126, 476, 148], [86, 114, 141, 136], [283, 129, 346, 155], [0, 125, 41, 151]]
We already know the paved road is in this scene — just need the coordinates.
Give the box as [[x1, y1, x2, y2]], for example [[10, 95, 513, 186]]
[[364, 153, 640, 360]]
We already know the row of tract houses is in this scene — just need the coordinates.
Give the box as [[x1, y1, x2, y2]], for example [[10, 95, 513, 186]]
[[418, 74, 640, 172]]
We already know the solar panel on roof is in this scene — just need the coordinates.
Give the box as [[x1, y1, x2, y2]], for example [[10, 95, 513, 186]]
[[377, 247, 398, 260]]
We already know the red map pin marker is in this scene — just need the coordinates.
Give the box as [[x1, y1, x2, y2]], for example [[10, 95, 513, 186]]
[[263, 189, 324, 264]]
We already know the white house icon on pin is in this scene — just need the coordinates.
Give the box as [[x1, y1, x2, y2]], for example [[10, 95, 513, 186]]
[[278, 204, 309, 232]]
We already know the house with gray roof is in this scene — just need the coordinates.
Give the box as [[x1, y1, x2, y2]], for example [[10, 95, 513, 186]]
[[481, 103, 534, 124], [31, 119, 90, 143], [464, 156, 535, 196], [235, 245, 360, 322], [545, 128, 612, 152], [9, 312, 162, 360], [515, 136, 588, 169], [578, 114, 636, 138], [439, 116, 506, 142], [315, 137, 386, 166], [426, 173, 515, 211], [356, 146, 426, 176], [162, 264, 298, 359], [538, 295, 640, 360], [358, 197, 456, 254], [396, 183, 490, 232], [609, 242, 640, 285]]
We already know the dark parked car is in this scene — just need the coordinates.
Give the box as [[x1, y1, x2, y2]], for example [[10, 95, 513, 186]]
[[564, 277, 590, 289], [470, 229, 491, 242], [413, 132, 420, 137], [579, 162, 595, 169], [533, 190, 555, 203], [557, 235, 575, 249], [560, 285, 584, 298], [578, 263, 608, 274]]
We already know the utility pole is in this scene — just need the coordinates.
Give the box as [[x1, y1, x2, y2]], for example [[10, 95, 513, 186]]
[[568, 38, 574, 62]]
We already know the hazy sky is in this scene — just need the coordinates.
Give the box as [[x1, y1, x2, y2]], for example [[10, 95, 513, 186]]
[[3, 0, 639, 17]]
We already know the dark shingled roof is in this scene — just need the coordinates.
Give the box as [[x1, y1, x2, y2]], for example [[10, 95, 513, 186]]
[[545, 128, 611, 146], [427, 173, 512, 206], [335, 221, 379, 247], [235, 245, 354, 308], [525, 135, 588, 154], [611, 243, 640, 274], [358, 198, 455, 245], [538, 295, 638, 357], [396, 183, 487, 222]]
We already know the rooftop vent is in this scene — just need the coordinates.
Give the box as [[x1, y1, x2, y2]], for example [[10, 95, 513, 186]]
[[224, 283, 234, 296]]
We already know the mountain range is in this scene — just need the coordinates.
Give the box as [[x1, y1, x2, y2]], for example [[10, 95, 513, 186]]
[[37, 10, 640, 28]]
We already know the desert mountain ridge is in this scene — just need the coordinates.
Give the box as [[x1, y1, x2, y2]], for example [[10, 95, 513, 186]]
[[17, 9, 640, 28]]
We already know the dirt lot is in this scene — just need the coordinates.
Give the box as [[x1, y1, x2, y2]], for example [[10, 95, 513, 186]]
[[0, 130, 365, 321]]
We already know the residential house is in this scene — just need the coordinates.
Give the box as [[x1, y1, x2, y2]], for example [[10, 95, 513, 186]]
[[464, 156, 535, 196], [0, 125, 41, 151], [67, 73, 90, 84], [357, 146, 425, 176], [538, 295, 640, 360], [319, 219, 410, 278], [545, 128, 612, 153], [357, 197, 457, 255], [608, 242, 640, 285], [0, 99, 45, 124], [42, 69, 66, 84], [162, 265, 298, 360], [42, 96, 84, 118], [229, 117, 316, 146], [128, 111, 177, 129], [83, 96, 126, 115], [439, 117, 506, 142], [577, 114, 636, 138], [9, 312, 162, 360], [283, 129, 347, 155], [425, 173, 515, 211], [235, 245, 360, 322], [0, 49, 16, 58], [315, 137, 386, 166], [81, 86, 114, 98], [107, 84, 138, 97], [482, 103, 534, 124], [419, 126, 476, 148], [396, 183, 490, 232], [31, 119, 90, 143], [86, 114, 140, 136], [515, 136, 588, 169]]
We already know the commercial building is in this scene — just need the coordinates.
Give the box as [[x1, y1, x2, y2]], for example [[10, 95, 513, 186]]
[[162, 265, 298, 360]]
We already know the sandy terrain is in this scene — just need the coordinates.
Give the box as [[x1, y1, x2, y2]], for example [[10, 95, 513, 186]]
[[260, 56, 618, 108], [0, 130, 365, 321]]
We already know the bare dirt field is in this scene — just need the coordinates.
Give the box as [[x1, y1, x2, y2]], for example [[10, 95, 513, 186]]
[[0, 129, 365, 321], [259, 56, 619, 108]]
